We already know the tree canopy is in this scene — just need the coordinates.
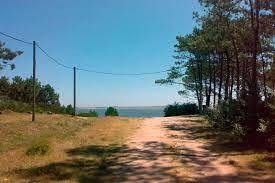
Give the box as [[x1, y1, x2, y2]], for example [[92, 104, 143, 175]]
[[0, 41, 23, 70], [156, 0, 274, 145]]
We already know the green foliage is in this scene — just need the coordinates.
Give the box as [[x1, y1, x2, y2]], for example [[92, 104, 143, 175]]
[[0, 76, 70, 114], [26, 142, 50, 156], [0, 96, 68, 114], [0, 41, 23, 70], [156, 0, 274, 146], [0, 96, 31, 112], [65, 104, 74, 115], [206, 100, 242, 130], [164, 103, 199, 117], [78, 110, 98, 117], [206, 100, 273, 146], [105, 107, 119, 116]]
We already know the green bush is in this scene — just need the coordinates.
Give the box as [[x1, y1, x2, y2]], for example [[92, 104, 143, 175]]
[[0, 96, 31, 112], [164, 103, 199, 117], [206, 100, 244, 130], [26, 142, 50, 156], [105, 107, 119, 116], [65, 104, 74, 115], [78, 110, 98, 117], [206, 99, 273, 146]]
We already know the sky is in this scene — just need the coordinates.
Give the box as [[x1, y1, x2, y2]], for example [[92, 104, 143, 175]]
[[0, 0, 201, 107]]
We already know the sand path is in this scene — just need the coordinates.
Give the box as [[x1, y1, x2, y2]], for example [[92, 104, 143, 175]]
[[109, 116, 257, 183]]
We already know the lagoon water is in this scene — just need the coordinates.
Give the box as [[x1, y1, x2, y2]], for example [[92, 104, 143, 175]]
[[77, 106, 165, 117]]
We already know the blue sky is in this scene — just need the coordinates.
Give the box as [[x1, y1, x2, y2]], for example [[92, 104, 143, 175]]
[[1, 0, 201, 107]]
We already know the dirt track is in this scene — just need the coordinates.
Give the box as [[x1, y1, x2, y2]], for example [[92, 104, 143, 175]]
[[108, 116, 274, 183]]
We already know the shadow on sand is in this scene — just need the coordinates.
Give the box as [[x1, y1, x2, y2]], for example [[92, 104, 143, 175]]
[[163, 117, 275, 183], [14, 142, 184, 182]]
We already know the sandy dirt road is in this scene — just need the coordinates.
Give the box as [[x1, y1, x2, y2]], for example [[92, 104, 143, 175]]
[[107, 116, 274, 183]]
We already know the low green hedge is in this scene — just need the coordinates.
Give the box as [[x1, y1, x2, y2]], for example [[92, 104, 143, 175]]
[[164, 103, 199, 117]]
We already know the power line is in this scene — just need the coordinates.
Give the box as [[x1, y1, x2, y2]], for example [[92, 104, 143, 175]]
[[0, 31, 170, 75], [36, 42, 170, 75], [0, 31, 32, 45], [76, 67, 170, 75], [35, 43, 73, 70]]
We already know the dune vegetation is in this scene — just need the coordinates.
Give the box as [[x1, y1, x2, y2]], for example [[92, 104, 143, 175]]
[[0, 112, 142, 182]]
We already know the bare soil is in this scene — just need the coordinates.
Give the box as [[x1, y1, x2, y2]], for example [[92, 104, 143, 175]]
[[104, 116, 275, 183]]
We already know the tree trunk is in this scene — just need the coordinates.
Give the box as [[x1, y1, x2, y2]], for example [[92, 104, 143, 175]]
[[218, 53, 224, 104], [260, 49, 268, 101], [247, 0, 260, 144], [226, 17, 240, 99], [191, 59, 202, 113], [213, 63, 217, 107], [224, 52, 230, 102], [206, 57, 212, 107], [241, 59, 247, 99], [230, 62, 235, 101], [197, 59, 203, 113]]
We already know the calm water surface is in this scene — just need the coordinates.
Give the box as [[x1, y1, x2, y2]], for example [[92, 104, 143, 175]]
[[77, 106, 165, 117]]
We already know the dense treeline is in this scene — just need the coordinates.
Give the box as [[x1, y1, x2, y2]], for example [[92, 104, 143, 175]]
[[157, 0, 274, 146], [0, 76, 59, 106], [0, 76, 73, 114]]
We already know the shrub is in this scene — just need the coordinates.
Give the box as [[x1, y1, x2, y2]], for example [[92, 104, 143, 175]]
[[65, 104, 74, 115], [164, 103, 199, 117], [0, 96, 31, 112], [105, 107, 119, 116], [206, 99, 273, 146], [78, 110, 98, 117], [206, 100, 245, 130], [26, 142, 50, 156]]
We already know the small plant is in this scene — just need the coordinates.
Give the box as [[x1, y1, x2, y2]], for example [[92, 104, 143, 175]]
[[78, 110, 98, 117], [26, 142, 50, 156], [105, 107, 119, 116], [65, 104, 74, 115]]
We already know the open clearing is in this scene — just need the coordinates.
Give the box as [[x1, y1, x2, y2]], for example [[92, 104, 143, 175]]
[[0, 113, 274, 182]]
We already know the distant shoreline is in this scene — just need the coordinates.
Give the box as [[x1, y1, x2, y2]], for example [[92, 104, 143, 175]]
[[77, 106, 165, 117], [77, 106, 165, 109]]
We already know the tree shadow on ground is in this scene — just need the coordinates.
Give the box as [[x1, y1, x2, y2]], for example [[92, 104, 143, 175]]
[[13, 142, 186, 182], [14, 145, 123, 182], [163, 117, 275, 183], [165, 118, 252, 154]]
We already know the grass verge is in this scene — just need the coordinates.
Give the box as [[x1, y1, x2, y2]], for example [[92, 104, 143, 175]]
[[0, 112, 142, 182]]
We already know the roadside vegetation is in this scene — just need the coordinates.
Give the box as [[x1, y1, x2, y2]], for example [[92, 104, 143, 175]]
[[0, 76, 75, 115], [105, 107, 119, 116], [157, 0, 274, 149], [0, 112, 141, 182], [78, 110, 98, 117], [164, 103, 199, 117]]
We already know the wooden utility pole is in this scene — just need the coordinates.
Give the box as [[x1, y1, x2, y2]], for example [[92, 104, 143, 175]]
[[73, 66, 76, 116], [32, 41, 36, 121]]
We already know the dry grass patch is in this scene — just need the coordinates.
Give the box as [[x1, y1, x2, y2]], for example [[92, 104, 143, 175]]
[[0, 113, 142, 182], [0, 113, 91, 153]]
